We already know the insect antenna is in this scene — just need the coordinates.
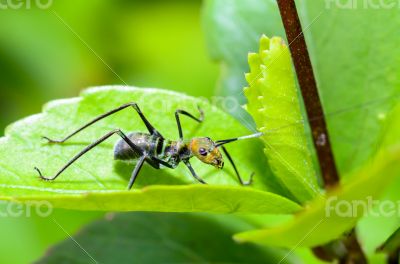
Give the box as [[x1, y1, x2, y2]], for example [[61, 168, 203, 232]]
[[215, 132, 263, 147]]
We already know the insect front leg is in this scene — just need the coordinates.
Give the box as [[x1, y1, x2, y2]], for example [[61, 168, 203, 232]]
[[183, 160, 207, 184], [220, 145, 254, 186]]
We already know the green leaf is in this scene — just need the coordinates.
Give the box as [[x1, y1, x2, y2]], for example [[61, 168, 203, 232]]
[[244, 35, 320, 204], [0, 86, 300, 214], [234, 147, 400, 247], [377, 227, 400, 254], [202, 0, 283, 102], [234, 103, 400, 247], [35, 212, 299, 264], [356, 184, 400, 262]]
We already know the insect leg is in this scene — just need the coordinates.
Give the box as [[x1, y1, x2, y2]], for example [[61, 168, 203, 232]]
[[44, 102, 162, 143], [183, 160, 207, 184], [220, 145, 254, 186], [35, 129, 143, 181], [175, 105, 204, 140], [127, 155, 146, 190]]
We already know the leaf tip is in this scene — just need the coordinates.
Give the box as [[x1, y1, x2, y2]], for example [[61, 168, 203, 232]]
[[259, 35, 270, 53]]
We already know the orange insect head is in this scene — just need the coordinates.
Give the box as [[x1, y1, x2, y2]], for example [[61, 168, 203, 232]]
[[190, 137, 224, 169]]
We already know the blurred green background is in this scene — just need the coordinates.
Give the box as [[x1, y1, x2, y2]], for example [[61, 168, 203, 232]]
[[0, 1, 219, 263]]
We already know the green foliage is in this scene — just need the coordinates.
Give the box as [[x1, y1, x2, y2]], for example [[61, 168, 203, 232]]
[[35, 212, 299, 264], [2, 1, 400, 263], [0, 1, 218, 134], [304, 3, 400, 174], [0, 2, 219, 262], [234, 102, 400, 247], [234, 147, 400, 247], [202, 3, 400, 257], [203, 0, 400, 175], [244, 35, 320, 204], [0, 86, 300, 214], [202, 0, 283, 103], [377, 226, 400, 254]]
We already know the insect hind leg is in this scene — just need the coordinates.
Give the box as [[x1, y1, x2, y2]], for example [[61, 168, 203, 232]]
[[35, 129, 143, 182], [127, 155, 146, 190], [43, 102, 163, 144]]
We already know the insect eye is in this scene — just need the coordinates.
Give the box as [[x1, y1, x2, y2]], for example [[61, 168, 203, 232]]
[[199, 148, 208, 156]]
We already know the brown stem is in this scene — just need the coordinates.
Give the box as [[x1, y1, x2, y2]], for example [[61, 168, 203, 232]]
[[276, 0, 339, 188], [339, 230, 367, 264], [387, 249, 400, 264], [276, 1, 366, 263]]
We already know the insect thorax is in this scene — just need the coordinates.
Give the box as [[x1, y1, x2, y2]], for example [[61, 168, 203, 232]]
[[160, 139, 191, 167]]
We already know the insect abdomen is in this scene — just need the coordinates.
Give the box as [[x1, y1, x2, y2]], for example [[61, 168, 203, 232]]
[[114, 132, 157, 160]]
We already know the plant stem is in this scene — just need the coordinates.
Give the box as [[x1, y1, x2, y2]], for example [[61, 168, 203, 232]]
[[276, 1, 366, 263], [339, 230, 367, 264], [387, 249, 400, 264], [276, 0, 339, 188]]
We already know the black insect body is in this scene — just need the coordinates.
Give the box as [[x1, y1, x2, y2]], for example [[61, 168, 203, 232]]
[[35, 103, 262, 189]]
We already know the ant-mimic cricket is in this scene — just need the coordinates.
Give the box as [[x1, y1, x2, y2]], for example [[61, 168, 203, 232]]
[[34, 102, 262, 189]]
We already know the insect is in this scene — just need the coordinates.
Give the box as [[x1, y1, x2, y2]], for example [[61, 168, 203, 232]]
[[34, 102, 262, 189]]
